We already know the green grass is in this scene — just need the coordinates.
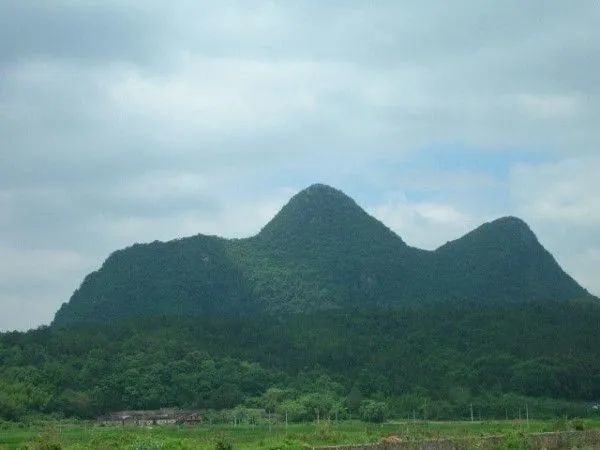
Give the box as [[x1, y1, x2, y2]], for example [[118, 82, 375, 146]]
[[1, 419, 599, 450]]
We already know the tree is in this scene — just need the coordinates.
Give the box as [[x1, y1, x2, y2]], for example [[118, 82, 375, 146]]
[[346, 384, 363, 414], [360, 400, 388, 423]]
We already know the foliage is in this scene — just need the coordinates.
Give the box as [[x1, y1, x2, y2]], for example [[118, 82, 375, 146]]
[[503, 431, 531, 450], [214, 438, 233, 450], [549, 416, 568, 431], [1, 300, 600, 421], [0, 420, 599, 450], [571, 418, 585, 431], [359, 400, 388, 423], [31, 430, 62, 450]]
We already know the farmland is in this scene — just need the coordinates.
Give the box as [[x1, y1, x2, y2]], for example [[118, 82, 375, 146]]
[[2, 419, 600, 450]]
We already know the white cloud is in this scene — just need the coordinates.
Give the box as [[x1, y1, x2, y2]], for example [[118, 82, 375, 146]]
[[369, 195, 479, 250], [93, 195, 286, 245], [0, 294, 64, 332], [518, 94, 582, 119], [0, 248, 88, 284], [413, 203, 470, 224], [556, 246, 600, 298], [113, 171, 209, 203], [1, 1, 600, 329], [511, 157, 600, 224], [510, 156, 600, 296], [107, 58, 322, 133], [0, 248, 94, 331]]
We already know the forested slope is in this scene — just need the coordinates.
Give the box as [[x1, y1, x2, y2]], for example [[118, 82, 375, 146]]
[[2, 300, 600, 421], [53, 184, 589, 325]]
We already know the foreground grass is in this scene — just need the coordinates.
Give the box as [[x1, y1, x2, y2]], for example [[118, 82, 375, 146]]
[[1, 419, 599, 450]]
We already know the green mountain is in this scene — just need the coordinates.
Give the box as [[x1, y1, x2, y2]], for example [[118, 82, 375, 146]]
[[433, 216, 585, 303], [53, 184, 588, 326], [2, 184, 599, 421]]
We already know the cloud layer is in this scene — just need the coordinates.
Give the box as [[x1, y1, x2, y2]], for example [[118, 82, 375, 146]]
[[1, 1, 599, 330]]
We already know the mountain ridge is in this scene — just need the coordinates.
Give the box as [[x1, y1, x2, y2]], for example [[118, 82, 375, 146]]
[[52, 184, 589, 326]]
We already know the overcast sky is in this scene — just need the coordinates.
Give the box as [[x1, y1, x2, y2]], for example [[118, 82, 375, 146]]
[[1, 1, 599, 331]]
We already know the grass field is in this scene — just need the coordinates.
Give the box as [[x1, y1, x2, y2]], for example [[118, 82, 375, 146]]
[[1, 419, 600, 450]]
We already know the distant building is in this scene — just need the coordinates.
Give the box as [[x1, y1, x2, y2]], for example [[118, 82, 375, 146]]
[[99, 408, 202, 426]]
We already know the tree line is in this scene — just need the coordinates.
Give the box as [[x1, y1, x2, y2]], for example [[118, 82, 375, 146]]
[[1, 299, 599, 422]]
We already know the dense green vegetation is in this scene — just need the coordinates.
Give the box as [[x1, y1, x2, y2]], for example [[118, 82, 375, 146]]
[[4, 184, 597, 433], [2, 301, 599, 422], [53, 184, 588, 325]]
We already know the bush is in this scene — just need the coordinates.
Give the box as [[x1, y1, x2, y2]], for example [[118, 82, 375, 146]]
[[215, 439, 233, 450], [503, 431, 531, 450], [360, 400, 388, 423], [550, 416, 568, 431], [571, 418, 584, 431], [31, 431, 62, 450]]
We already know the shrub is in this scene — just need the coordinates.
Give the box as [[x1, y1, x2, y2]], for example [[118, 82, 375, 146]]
[[215, 439, 233, 450], [503, 431, 531, 450], [359, 400, 388, 423], [571, 418, 584, 431], [31, 431, 62, 450], [550, 416, 568, 431]]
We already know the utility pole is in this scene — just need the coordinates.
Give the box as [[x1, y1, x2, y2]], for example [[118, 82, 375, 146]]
[[470, 404, 474, 422], [525, 404, 529, 425], [285, 410, 288, 429]]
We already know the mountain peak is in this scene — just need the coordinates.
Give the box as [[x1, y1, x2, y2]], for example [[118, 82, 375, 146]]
[[257, 183, 403, 245], [480, 215, 538, 247], [489, 216, 533, 232], [434, 213, 586, 303], [437, 215, 538, 253], [302, 182, 341, 192], [291, 183, 356, 205]]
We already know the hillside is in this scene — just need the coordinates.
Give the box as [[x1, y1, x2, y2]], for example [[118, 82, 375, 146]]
[[2, 301, 600, 420], [53, 184, 588, 325]]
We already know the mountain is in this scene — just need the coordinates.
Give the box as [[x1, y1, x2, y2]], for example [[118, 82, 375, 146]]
[[257, 184, 404, 248], [52, 184, 589, 326], [4, 184, 599, 421], [433, 217, 585, 303]]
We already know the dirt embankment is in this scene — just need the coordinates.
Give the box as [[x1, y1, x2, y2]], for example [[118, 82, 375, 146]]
[[315, 430, 600, 450]]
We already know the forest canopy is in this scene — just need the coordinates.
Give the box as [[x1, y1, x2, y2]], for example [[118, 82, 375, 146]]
[[2, 300, 599, 422]]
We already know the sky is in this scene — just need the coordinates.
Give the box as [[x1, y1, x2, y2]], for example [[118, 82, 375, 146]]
[[1, 1, 599, 331]]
